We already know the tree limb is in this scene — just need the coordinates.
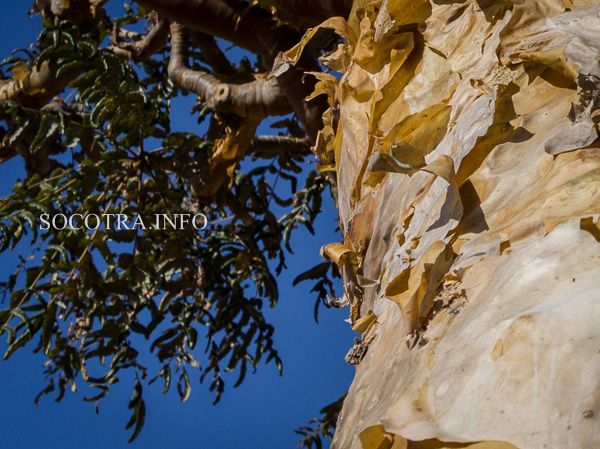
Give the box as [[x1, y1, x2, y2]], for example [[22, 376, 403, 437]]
[[139, 0, 300, 67], [34, 0, 107, 28], [254, 0, 352, 25], [168, 22, 292, 119], [1, 0, 108, 108], [273, 63, 326, 141], [0, 61, 79, 108], [250, 135, 311, 157], [110, 17, 169, 62], [189, 31, 236, 76]]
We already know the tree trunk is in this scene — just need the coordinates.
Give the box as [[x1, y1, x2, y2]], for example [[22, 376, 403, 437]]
[[324, 1, 600, 448]]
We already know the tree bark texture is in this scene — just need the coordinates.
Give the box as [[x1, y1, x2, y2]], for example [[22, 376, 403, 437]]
[[307, 1, 600, 448]]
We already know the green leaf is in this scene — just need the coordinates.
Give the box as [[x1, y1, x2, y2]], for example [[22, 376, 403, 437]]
[[41, 301, 57, 354], [162, 365, 171, 395], [177, 369, 191, 402], [125, 378, 146, 443], [6, 119, 32, 147], [56, 60, 83, 79], [3, 328, 33, 360], [31, 115, 59, 154], [293, 262, 329, 286]]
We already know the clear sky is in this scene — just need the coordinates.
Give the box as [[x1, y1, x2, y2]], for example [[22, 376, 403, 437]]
[[0, 3, 354, 448]]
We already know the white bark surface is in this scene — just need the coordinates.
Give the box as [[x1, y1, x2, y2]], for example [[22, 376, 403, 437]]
[[290, 0, 600, 447]]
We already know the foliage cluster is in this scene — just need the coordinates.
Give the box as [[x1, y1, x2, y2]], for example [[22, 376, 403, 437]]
[[0, 9, 339, 442]]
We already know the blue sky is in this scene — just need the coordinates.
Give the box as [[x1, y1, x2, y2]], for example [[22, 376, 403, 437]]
[[0, 3, 354, 448]]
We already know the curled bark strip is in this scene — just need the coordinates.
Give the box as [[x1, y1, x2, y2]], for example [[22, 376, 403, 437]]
[[168, 22, 292, 119], [193, 117, 260, 198], [110, 17, 169, 62]]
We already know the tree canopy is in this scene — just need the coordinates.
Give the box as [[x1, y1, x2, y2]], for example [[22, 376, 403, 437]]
[[0, 0, 351, 443]]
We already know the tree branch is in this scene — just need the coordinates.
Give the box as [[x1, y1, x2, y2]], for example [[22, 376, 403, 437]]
[[168, 22, 292, 119], [273, 63, 326, 141], [110, 17, 169, 62], [250, 135, 311, 157], [189, 31, 236, 76], [34, 0, 107, 28], [139, 0, 300, 67], [1, 0, 108, 108], [0, 61, 79, 108], [255, 0, 352, 25]]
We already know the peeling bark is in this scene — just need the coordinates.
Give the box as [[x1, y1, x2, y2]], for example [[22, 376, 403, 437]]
[[303, 1, 600, 448]]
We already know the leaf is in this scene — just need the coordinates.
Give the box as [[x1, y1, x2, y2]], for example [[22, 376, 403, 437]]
[[56, 60, 83, 79], [125, 378, 146, 443], [6, 119, 32, 147], [31, 115, 60, 154], [150, 328, 178, 352], [162, 365, 171, 395], [233, 360, 247, 388], [293, 262, 329, 286], [177, 369, 191, 402], [41, 301, 57, 353], [83, 385, 109, 402], [0, 310, 11, 330], [34, 382, 55, 407], [3, 328, 33, 360]]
